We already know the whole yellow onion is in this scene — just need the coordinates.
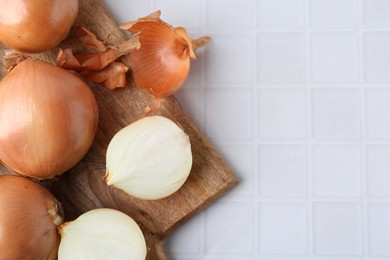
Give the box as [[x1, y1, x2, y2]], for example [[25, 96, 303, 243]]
[[0, 59, 99, 179], [0, 0, 79, 53], [0, 175, 63, 260]]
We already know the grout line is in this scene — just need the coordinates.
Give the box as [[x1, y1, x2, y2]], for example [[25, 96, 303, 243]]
[[304, 0, 315, 257], [254, 28, 390, 33], [358, 0, 370, 257], [211, 137, 390, 146], [199, 0, 206, 258], [251, 82, 390, 87], [252, 0, 260, 258], [255, 138, 390, 145], [358, 0, 369, 256], [253, 197, 390, 203], [199, 212, 206, 257], [258, 81, 360, 86], [204, 137, 390, 146], [199, 0, 207, 133]]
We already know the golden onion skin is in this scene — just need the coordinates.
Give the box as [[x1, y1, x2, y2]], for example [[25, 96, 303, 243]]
[[0, 59, 98, 179], [0, 0, 78, 53], [0, 175, 63, 260]]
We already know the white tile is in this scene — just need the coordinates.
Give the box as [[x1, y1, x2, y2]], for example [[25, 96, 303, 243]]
[[175, 85, 203, 127], [311, 88, 359, 139], [312, 145, 361, 197], [313, 202, 362, 255], [311, 83, 361, 89], [310, 0, 359, 29], [363, 0, 390, 28], [364, 32, 390, 83], [258, 145, 306, 197], [366, 89, 390, 139], [82, 1, 390, 259], [257, 0, 304, 29], [204, 202, 253, 253], [204, 88, 251, 139], [258, 203, 307, 254], [101, 0, 153, 24], [366, 145, 390, 197], [215, 143, 254, 198], [368, 203, 390, 255], [206, 34, 254, 84], [258, 88, 307, 139], [258, 33, 306, 83], [153, 0, 201, 29], [187, 62, 202, 84], [165, 216, 200, 254], [310, 32, 359, 82], [205, 0, 253, 30]]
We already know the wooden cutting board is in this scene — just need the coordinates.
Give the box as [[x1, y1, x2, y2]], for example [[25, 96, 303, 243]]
[[0, 0, 238, 259]]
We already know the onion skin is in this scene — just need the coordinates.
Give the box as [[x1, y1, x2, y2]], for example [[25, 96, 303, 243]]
[[0, 0, 78, 53], [0, 175, 63, 260], [0, 59, 99, 179]]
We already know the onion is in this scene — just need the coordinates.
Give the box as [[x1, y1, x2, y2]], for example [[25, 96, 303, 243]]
[[58, 208, 147, 260], [0, 0, 78, 53], [120, 11, 209, 113], [121, 15, 194, 99], [0, 175, 63, 260], [105, 116, 193, 200], [0, 59, 98, 179]]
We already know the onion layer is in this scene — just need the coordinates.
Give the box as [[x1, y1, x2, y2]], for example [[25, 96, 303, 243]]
[[0, 59, 99, 179], [0, 175, 63, 260], [0, 0, 78, 53]]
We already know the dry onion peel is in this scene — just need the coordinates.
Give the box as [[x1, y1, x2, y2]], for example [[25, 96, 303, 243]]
[[120, 10, 210, 114], [2, 49, 29, 71], [104, 116, 193, 200], [0, 59, 98, 179], [58, 208, 146, 260], [75, 26, 108, 52], [56, 48, 83, 71], [57, 26, 140, 89], [81, 61, 129, 89], [0, 175, 63, 260], [66, 48, 125, 71]]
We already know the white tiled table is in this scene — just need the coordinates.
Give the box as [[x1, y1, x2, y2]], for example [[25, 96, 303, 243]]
[[104, 1, 390, 259]]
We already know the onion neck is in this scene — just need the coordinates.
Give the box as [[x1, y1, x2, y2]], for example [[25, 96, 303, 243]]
[[192, 36, 211, 51], [48, 200, 64, 226]]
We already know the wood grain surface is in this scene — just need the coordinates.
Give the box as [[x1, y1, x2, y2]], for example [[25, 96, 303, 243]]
[[0, 0, 238, 259]]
